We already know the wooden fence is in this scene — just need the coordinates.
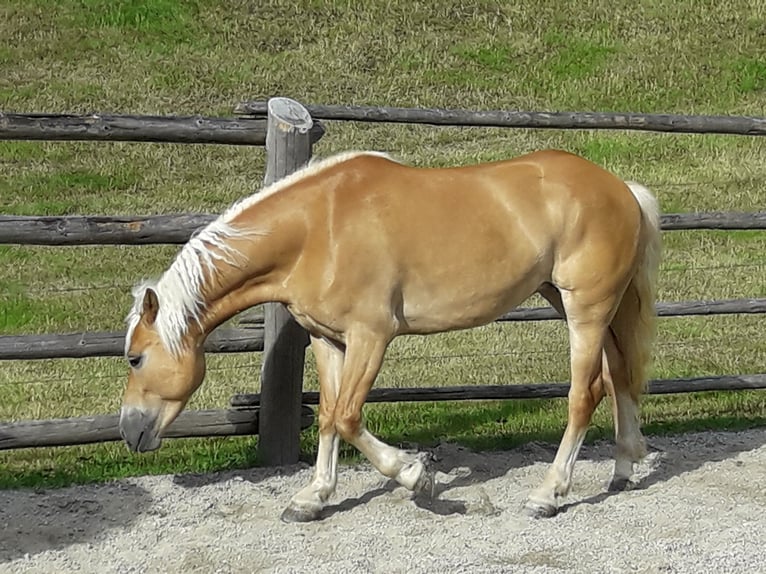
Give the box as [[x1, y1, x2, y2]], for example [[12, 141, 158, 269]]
[[2, 211, 766, 246], [0, 112, 325, 145], [235, 102, 766, 136], [1, 99, 765, 463]]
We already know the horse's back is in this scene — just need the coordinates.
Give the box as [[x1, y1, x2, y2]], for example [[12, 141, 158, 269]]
[[335, 149, 636, 213], [328, 149, 641, 256]]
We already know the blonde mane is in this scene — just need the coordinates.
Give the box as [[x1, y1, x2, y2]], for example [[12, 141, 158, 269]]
[[125, 150, 393, 357]]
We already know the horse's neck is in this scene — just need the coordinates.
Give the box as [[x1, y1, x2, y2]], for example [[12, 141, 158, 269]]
[[198, 198, 307, 335]]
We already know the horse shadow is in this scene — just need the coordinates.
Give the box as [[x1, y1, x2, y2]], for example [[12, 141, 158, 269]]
[[322, 422, 766, 519], [557, 425, 766, 515], [0, 481, 151, 563]]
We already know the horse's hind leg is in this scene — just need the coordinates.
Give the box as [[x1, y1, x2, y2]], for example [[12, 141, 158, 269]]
[[524, 289, 615, 518], [603, 329, 646, 491], [541, 284, 644, 492], [539, 284, 607, 409]]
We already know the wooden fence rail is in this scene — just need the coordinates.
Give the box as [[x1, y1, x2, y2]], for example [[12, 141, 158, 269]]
[[0, 327, 264, 361], [0, 214, 217, 245], [243, 297, 766, 326], [0, 112, 324, 146], [236, 101, 766, 136], [2, 212, 766, 246], [2, 298, 763, 362], [0, 406, 315, 450], [231, 373, 766, 408]]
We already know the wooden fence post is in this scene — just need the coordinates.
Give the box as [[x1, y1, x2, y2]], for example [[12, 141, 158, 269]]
[[258, 98, 313, 465]]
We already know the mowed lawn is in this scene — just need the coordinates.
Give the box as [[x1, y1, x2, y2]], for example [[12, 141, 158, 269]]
[[0, 0, 765, 486]]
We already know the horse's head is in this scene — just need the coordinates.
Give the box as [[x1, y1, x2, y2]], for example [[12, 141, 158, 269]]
[[119, 287, 206, 452]]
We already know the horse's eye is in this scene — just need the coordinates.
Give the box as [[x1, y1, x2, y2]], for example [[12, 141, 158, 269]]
[[128, 355, 143, 369]]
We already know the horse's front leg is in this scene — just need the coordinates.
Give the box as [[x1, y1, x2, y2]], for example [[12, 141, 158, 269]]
[[281, 336, 344, 523], [333, 328, 434, 496]]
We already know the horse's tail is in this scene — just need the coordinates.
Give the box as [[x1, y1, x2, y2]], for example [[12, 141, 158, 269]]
[[610, 182, 662, 401]]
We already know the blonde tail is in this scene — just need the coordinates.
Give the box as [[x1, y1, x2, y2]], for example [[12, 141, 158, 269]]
[[610, 182, 662, 401]]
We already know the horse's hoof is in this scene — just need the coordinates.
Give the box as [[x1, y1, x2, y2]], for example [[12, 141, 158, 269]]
[[413, 467, 437, 503], [280, 505, 321, 523], [607, 477, 635, 492], [523, 500, 557, 519]]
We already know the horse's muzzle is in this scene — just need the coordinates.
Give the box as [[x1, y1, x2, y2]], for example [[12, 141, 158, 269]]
[[119, 406, 162, 453]]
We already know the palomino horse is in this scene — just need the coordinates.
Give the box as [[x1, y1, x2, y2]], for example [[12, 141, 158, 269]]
[[120, 149, 661, 521]]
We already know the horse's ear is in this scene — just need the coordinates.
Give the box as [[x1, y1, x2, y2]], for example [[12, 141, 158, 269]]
[[142, 288, 159, 325]]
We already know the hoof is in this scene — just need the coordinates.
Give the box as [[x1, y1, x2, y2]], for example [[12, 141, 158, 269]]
[[412, 467, 437, 503], [523, 500, 558, 519], [607, 477, 635, 492], [280, 505, 321, 523]]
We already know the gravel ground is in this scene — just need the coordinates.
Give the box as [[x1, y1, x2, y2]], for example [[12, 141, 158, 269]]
[[2, 428, 765, 574]]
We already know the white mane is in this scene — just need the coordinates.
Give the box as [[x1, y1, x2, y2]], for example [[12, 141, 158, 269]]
[[125, 150, 393, 357]]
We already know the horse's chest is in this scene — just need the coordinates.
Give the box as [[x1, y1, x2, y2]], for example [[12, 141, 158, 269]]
[[287, 305, 346, 343]]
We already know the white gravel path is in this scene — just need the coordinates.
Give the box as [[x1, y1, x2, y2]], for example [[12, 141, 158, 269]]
[[2, 428, 765, 574]]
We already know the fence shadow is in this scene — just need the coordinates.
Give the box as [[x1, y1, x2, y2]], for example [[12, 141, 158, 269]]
[[0, 482, 151, 563]]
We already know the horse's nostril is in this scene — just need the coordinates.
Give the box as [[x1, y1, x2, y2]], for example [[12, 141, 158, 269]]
[[119, 406, 162, 453], [137, 430, 146, 451]]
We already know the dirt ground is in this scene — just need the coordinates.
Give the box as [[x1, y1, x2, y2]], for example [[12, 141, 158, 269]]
[[1, 428, 765, 574]]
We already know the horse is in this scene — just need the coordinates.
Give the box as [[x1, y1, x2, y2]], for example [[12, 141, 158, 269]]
[[120, 149, 661, 522]]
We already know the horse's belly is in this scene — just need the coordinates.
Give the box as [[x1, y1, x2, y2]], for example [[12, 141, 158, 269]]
[[399, 276, 541, 334]]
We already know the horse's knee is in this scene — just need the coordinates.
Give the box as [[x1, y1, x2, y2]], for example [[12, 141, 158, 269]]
[[568, 385, 600, 427], [317, 407, 335, 435], [335, 410, 362, 442]]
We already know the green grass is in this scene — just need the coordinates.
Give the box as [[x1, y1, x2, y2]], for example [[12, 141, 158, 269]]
[[542, 29, 618, 80], [0, 0, 765, 489], [0, 437, 261, 489], [0, 281, 38, 331], [1, 169, 141, 214], [732, 58, 766, 93]]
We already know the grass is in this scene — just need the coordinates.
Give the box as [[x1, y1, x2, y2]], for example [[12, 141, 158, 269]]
[[733, 57, 766, 93], [0, 0, 765, 488]]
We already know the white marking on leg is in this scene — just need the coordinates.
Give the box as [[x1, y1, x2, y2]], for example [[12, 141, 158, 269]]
[[288, 431, 340, 513], [285, 337, 343, 519], [604, 330, 646, 488], [526, 309, 610, 515], [611, 390, 646, 485], [349, 428, 425, 490], [528, 426, 587, 510]]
